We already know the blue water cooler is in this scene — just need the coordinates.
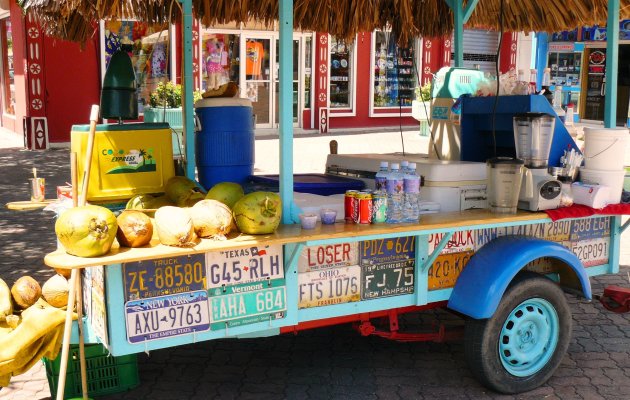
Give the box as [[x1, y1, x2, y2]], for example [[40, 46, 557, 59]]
[[194, 98, 254, 189]]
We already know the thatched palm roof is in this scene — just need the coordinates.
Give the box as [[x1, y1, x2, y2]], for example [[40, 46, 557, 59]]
[[20, 0, 630, 44]]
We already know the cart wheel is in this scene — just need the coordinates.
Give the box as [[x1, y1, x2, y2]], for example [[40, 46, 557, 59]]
[[464, 272, 572, 394]]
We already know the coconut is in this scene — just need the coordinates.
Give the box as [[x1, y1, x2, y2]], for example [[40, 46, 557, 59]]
[[125, 194, 155, 210], [233, 192, 282, 235], [165, 176, 203, 205], [189, 199, 235, 239], [205, 182, 244, 209], [117, 211, 154, 247], [42, 274, 69, 308], [11, 276, 41, 310], [55, 205, 118, 257], [154, 206, 198, 247]]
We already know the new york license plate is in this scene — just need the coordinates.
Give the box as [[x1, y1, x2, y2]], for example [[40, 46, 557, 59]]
[[125, 291, 210, 344], [362, 260, 414, 299], [206, 245, 283, 289], [123, 254, 206, 301], [428, 251, 473, 290], [209, 282, 286, 328], [298, 265, 361, 308], [571, 237, 610, 267], [571, 217, 611, 241]]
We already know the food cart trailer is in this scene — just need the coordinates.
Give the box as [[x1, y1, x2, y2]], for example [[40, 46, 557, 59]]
[[22, 0, 630, 397]]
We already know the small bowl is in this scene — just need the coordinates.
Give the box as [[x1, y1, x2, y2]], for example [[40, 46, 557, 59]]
[[320, 208, 337, 225], [299, 213, 318, 229]]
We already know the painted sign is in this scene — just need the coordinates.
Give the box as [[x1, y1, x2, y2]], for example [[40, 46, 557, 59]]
[[428, 251, 473, 290], [125, 290, 210, 344], [206, 245, 283, 289], [570, 217, 611, 241], [298, 265, 361, 308], [123, 254, 206, 301], [360, 236, 415, 265], [571, 237, 610, 267], [298, 242, 358, 272], [362, 260, 414, 299], [428, 231, 475, 255]]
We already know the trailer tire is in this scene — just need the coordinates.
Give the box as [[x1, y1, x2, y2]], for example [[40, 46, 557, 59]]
[[464, 272, 572, 394]]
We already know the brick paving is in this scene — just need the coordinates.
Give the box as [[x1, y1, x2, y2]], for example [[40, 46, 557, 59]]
[[1, 133, 630, 399]]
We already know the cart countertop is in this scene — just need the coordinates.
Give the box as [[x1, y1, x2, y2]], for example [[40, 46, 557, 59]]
[[45, 209, 552, 270]]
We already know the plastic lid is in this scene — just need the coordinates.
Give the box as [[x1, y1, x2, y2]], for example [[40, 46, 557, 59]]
[[400, 160, 409, 167], [391, 163, 400, 170], [409, 162, 417, 169], [380, 161, 389, 168], [513, 112, 554, 120], [487, 157, 525, 166]]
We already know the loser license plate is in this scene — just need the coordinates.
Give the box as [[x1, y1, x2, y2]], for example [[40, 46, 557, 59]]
[[125, 291, 210, 344], [428, 251, 473, 290], [298, 265, 361, 308], [123, 254, 206, 301], [209, 284, 286, 326], [571, 237, 610, 267], [298, 243, 359, 272], [571, 217, 611, 241], [206, 245, 284, 289], [362, 260, 414, 300], [360, 236, 415, 265]]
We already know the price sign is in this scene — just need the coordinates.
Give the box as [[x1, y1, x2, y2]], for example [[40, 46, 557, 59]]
[[428, 251, 473, 290], [125, 291, 210, 344], [298, 266, 361, 308], [571, 237, 610, 267], [208, 280, 286, 330], [360, 236, 415, 265], [362, 260, 414, 299], [206, 245, 283, 289], [298, 242, 358, 272], [428, 231, 475, 255], [543, 220, 572, 242], [123, 254, 206, 301], [570, 217, 611, 241]]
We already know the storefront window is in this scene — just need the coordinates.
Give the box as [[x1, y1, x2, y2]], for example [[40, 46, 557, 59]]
[[373, 32, 417, 108], [200, 32, 240, 91], [1, 19, 15, 115], [103, 20, 171, 114], [547, 51, 581, 87], [329, 37, 353, 109]]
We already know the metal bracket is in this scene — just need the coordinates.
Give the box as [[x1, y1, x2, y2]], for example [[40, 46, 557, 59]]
[[620, 218, 630, 235], [419, 232, 453, 274]]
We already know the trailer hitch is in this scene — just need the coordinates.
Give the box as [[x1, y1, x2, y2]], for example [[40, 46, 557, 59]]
[[597, 285, 630, 313]]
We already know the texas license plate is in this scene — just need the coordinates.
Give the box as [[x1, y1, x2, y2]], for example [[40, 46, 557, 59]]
[[570, 217, 611, 241], [209, 284, 286, 325], [206, 245, 283, 289], [123, 254, 206, 301], [298, 265, 361, 308], [428, 251, 473, 290], [571, 237, 610, 267], [362, 260, 414, 299], [125, 291, 210, 344], [360, 236, 415, 265]]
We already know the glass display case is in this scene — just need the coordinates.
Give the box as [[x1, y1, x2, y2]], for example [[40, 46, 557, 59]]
[[547, 43, 584, 120], [372, 32, 417, 108], [329, 37, 353, 109]]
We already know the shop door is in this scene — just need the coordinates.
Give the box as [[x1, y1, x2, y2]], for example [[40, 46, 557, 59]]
[[242, 36, 273, 128], [273, 38, 301, 128]]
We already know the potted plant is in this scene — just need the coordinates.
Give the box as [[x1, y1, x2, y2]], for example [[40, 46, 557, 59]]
[[411, 81, 432, 122], [143, 82, 202, 129]]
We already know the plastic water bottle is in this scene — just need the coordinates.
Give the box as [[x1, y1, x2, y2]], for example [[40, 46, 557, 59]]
[[375, 161, 389, 191], [386, 163, 404, 223], [400, 160, 409, 174], [403, 162, 420, 222]]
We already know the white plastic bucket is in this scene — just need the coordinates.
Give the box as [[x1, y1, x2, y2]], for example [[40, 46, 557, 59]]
[[583, 127, 629, 170], [579, 167, 625, 205]]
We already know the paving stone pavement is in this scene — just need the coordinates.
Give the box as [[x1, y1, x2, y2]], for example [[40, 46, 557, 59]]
[[1, 144, 630, 400]]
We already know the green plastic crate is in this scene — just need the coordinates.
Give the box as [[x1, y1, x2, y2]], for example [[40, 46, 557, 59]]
[[44, 344, 139, 399]]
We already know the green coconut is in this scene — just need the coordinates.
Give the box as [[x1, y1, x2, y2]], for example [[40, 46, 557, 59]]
[[205, 182, 244, 209], [233, 192, 282, 235], [55, 205, 118, 257], [165, 176, 199, 204], [126, 194, 155, 210]]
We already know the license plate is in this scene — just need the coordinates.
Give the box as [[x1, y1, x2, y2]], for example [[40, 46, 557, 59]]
[[505, 223, 545, 239], [543, 220, 572, 242], [428, 251, 473, 290], [298, 243, 359, 272], [360, 236, 415, 265], [362, 260, 414, 299], [209, 283, 286, 325], [206, 245, 283, 289], [475, 227, 508, 250], [428, 231, 475, 255], [571, 217, 611, 241], [298, 265, 361, 308], [125, 291, 210, 344], [123, 254, 206, 301], [571, 237, 610, 267]]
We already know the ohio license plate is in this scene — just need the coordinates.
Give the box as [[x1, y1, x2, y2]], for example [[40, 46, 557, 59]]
[[571, 217, 611, 241], [298, 265, 361, 308], [428, 251, 473, 290], [362, 260, 414, 299], [125, 291, 210, 344], [543, 220, 572, 242], [206, 245, 283, 289], [298, 242, 358, 272], [571, 237, 610, 267], [123, 254, 206, 301], [428, 231, 475, 255], [209, 282, 286, 327], [360, 236, 415, 265]]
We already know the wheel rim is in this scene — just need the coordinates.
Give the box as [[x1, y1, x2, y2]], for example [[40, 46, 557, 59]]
[[498, 298, 559, 377]]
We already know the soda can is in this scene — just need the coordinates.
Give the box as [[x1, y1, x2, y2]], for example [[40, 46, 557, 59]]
[[371, 190, 388, 223], [344, 190, 359, 222], [358, 192, 373, 224]]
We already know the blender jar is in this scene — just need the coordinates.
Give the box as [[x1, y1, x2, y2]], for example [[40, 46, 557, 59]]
[[513, 113, 555, 168], [487, 157, 525, 213]]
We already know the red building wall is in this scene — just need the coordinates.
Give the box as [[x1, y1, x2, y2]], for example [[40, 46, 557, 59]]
[[3, 1, 27, 133]]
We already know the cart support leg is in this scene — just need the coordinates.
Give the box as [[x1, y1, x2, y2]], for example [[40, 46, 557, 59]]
[[56, 268, 78, 400]]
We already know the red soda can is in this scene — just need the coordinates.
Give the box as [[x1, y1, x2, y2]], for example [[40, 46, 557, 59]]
[[344, 190, 359, 222], [358, 192, 373, 224]]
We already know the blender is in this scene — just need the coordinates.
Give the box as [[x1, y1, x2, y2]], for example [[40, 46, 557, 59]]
[[487, 157, 525, 214], [513, 113, 562, 211]]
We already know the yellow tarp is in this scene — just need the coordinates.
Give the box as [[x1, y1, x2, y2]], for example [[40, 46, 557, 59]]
[[0, 299, 69, 387]]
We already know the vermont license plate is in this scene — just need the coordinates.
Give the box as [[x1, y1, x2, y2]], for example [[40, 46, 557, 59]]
[[360, 236, 415, 265], [428, 251, 473, 290], [125, 291, 210, 344], [298, 265, 361, 308], [571, 237, 610, 267], [206, 245, 283, 289], [209, 282, 286, 327], [362, 260, 414, 299], [570, 217, 611, 241], [123, 254, 206, 301]]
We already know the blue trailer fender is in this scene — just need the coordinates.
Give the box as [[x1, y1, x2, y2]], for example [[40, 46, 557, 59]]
[[447, 235, 591, 319]]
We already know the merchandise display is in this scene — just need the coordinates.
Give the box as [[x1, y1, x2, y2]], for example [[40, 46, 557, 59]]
[[373, 32, 417, 108]]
